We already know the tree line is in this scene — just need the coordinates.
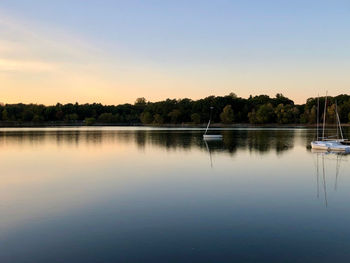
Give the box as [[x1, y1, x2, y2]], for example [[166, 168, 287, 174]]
[[1, 93, 350, 125]]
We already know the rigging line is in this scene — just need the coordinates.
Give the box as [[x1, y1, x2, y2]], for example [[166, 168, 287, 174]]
[[317, 95, 319, 140], [322, 92, 327, 140], [335, 101, 338, 139], [335, 101, 344, 140]]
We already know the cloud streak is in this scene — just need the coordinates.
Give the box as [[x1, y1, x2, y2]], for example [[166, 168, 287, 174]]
[[0, 58, 57, 72]]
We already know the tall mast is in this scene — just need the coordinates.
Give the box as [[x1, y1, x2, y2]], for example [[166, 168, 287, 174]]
[[335, 100, 339, 139], [317, 95, 319, 140], [335, 100, 344, 140], [204, 107, 213, 135], [322, 92, 327, 140]]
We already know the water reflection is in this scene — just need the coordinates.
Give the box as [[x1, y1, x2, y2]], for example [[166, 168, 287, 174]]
[[313, 152, 347, 207], [203, 139, 224, 168], [0, 128, 296, 155], [1, 128, 350, 262]]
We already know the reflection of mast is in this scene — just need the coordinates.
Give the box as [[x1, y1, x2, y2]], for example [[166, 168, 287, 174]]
[[204, 140, 213, 168], [334, 154, 342, 191], [316, 153, 319, 198], [322, 155, 328, 207], [313, 152, 347, 206]]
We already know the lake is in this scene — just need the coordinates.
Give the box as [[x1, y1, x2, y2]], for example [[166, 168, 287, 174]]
[[1, 127, 350, 263]]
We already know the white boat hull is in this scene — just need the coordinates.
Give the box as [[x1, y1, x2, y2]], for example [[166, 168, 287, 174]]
[[203, 134, 223, 140], [311, 141, 350, 152]]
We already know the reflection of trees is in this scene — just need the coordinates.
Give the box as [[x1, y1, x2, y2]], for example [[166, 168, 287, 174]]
[[222, 129, 294, 155], [0, 128, 296, 155]]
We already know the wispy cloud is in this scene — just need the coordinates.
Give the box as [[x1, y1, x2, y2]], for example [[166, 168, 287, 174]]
[[0, 9, 106, 70], [0, 9, 125, 103], [0, 58, 56, 72]]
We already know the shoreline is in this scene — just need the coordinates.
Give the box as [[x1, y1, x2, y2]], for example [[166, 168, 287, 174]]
[[0, 122, 348, 128]]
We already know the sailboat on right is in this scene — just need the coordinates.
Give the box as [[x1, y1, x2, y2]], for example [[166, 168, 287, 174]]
[[311, 93, 350, 153]]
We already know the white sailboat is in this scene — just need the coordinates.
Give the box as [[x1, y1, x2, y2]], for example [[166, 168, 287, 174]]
[[203, 107, 223, 140], [311, 93, 350, 153]]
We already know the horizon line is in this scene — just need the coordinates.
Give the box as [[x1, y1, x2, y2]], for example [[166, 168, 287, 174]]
[[0, 92, 345, 107]]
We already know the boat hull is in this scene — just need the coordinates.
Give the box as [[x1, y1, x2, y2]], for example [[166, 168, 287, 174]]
[[311, 141, 350, 152], [203, 135, 223, 140]]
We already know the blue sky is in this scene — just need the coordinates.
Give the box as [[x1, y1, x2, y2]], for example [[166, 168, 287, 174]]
[[0, 0, 349, 104]]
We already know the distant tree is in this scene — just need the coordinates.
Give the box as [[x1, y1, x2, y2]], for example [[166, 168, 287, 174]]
[[327, 104, 336, 124], [292, 107, 300, 122], [113, 113, 121, 123], [65, 113, 79, 122], [32, 114, 43, 122], [168, 109, 181, 123], [249, 95, 271, 108], [22, 109, 34, 122], [1, 109, 8, 121], [153, 114, 164, 124], [55, 110, 64, 120], [7, 93, 350, 126], [248, 109, 257, 124], [274, 93, 293, 106], [220, 105, 234, 124], [256, 103, 275, 124], [98, 113, 115, 123], [85, 117, 95, 126], [309, 105, 317, 124], [300, 105, 317, 124], [135, 97, 147, 105], [338, 100, 350, 123], [140, 111, 153, 124], [300, 113, 308, 124], [191, 113, 201, 124], [275, 104, 297, 124], [229, 92, 237, 98]]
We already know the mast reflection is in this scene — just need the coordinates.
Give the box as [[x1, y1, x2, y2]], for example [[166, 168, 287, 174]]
[[313, 150, 348, 207], [203, 139, 224, 168]]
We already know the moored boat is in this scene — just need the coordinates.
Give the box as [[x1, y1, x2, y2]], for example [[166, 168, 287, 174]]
[[203, 134, 223, 140], [203, 107, 222, 140], [311, 93, 350, 152], [311, 140, 350, 152]]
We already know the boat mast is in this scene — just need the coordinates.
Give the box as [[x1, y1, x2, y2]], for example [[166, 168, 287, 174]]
[[335, 100, 344, 140], [317, 95, 319, 140], [322, 92, 327, 141], [204, 107, 213, 135], [335, 100, 339, 139]]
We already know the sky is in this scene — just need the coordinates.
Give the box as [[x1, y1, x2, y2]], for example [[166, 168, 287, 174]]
[[0, 0, 349, 105]]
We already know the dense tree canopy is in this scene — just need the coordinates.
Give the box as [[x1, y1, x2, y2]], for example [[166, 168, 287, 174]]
[[1, 93, 350, 125]]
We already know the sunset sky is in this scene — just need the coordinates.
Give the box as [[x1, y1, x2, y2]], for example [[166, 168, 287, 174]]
[[0, 0, 349, 105]]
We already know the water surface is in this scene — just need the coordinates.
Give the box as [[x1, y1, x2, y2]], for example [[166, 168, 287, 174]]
[[0, 127, 349, 262]]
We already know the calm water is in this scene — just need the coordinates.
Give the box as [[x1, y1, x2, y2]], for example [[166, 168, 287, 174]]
[[1, 127, 350, 263]]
